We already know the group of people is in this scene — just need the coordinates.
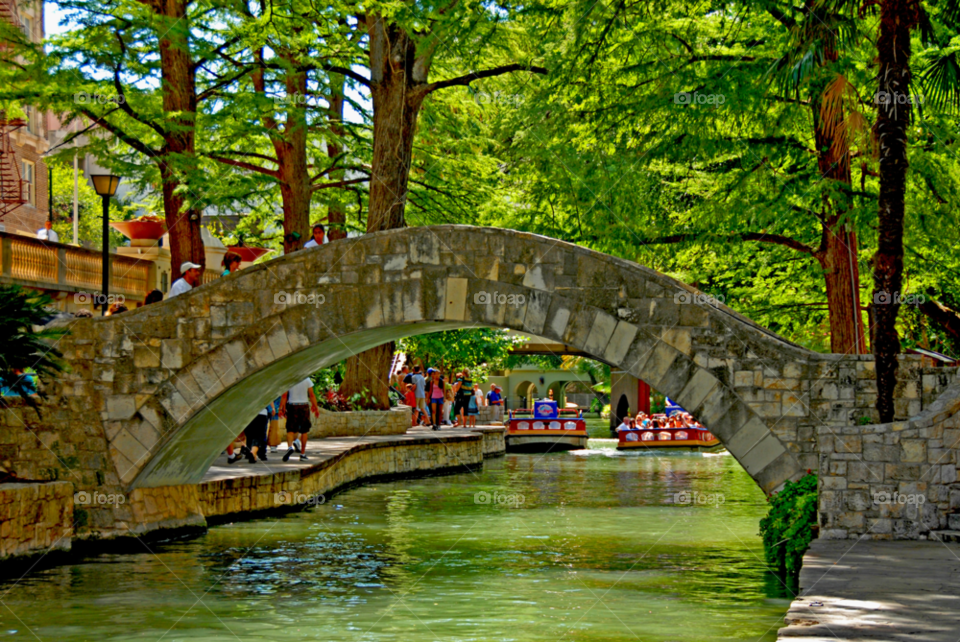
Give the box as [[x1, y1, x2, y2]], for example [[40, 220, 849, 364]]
[[616, 411, 705, 432], [392, 365, 503, 430], [227, 376, 321, 464]]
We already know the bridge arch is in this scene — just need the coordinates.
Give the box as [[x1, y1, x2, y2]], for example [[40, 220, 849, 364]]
[[54, 226, 836, 494]]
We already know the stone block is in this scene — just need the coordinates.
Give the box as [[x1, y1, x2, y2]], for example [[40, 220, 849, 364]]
[[739, 433, 786, 476], [583, 311, 618, 357]]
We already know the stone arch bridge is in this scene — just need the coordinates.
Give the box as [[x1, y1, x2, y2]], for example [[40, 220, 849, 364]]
[[49, 226, 931, 498]]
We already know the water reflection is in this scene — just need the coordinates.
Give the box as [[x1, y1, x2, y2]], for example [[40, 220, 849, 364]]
[[1, 446, 789, 642]]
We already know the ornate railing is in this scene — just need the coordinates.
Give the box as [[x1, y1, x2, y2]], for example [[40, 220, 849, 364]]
[[0, 231, 150, 297]]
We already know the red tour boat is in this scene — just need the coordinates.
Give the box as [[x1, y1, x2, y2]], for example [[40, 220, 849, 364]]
[[617, 424, 722, 451], [507, 400, 588, 452]]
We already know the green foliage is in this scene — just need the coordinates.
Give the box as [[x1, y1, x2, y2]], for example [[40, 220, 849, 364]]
[[47, 159, 129, 250], [0, 286, 67, 409], [399, 329, 519, 379], [759, 473, 818, 579]]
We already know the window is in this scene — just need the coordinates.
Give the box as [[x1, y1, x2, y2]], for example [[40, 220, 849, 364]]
[[25, 106, 38, 135], [22, 160, 35, 206], [20, 16, 33, 40]]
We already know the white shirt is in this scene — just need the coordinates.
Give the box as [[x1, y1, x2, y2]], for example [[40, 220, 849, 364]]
[[617, 422, 630, 432], [303, 236, 325, 248], [37, 228, 59, 242], [168, 278, 193, 298], [288, 378, 313, 404]]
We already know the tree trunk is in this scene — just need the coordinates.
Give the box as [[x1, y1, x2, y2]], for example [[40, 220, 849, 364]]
[[154, 0, 204, 280], [326, 72, 348, 241], [811, 78, 866, 355], [340, 15, 429, 409], [818, 224, 866, 354], [873, 0, 917, 422], [279, 63, 310, 255]]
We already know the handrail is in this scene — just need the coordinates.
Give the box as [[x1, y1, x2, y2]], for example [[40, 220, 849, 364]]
[[0, 230, 149, 297]]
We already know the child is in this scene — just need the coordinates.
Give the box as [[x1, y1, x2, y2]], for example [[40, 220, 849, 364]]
[[405, 383, 419, 427]]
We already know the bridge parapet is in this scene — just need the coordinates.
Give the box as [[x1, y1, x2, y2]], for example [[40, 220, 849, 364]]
[[5, 225, 952, 540]]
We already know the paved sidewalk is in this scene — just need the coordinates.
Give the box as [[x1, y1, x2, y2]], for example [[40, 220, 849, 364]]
[[202, 426, 489, 483], [778, 539, 960, 641]]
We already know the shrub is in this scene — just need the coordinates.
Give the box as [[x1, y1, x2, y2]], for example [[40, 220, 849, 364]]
[[0, 285, 66, 409], [759, 473, 818, 579]]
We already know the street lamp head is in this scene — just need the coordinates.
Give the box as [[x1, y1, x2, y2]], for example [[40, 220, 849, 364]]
[[90, 174, 121, 197]]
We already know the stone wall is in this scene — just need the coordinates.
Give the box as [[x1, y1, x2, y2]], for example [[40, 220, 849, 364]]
[[0, 481, 72, 561], [200, 433, 484, 520], [818, 376, 960, 539], [478, 405, 503, 425], [308, 407, 409, 439]]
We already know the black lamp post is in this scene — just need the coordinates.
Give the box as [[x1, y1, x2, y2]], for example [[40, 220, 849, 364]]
[[90, 174, 121, 315]]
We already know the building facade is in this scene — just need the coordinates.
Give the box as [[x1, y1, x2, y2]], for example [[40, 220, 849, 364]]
[[1, 0, 49, 236]]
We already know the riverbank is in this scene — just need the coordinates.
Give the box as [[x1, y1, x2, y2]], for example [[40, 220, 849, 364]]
[[201, 425, 505, 523], [778, 538, 960, 640], [0, 426, 505, 576]]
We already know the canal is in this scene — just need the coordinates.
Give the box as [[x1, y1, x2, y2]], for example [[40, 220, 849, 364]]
[[1, 429, 790, 641]]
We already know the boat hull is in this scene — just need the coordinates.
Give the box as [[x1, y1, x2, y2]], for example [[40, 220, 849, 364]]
[[616, 427, 724, 452], [506, 432, 589, 453]]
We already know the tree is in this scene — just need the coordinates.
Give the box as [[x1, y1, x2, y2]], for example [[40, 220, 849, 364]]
[[337, 1, 547, 408], [399, 329, 518, 378]]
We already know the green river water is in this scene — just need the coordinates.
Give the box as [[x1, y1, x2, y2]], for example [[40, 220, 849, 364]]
[[0, 427, 792, 641]]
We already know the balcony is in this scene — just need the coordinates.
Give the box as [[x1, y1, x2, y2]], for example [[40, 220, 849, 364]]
[[0, 231, 150, 301]]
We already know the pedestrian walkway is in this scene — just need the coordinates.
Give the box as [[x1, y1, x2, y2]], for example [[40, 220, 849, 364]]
[[778, 538, 960, 641], [202, 425, 502, 484]]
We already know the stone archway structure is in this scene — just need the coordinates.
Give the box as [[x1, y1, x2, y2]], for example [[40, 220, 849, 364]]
[[53, 226, 889, 495]]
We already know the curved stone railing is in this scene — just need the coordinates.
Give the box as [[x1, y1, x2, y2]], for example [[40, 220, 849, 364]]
[[817, 371, 960, 539]]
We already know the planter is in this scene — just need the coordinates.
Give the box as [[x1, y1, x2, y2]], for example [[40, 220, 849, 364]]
[[110, 220, 167, 247], [228, 246, 273, 264]]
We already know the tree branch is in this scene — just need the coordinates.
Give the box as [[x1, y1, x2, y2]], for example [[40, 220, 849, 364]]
[[425, 64, 548, 94], [918, 298, 960, 343], [636, 231, 817, 254], [207, 154, 279, 178]]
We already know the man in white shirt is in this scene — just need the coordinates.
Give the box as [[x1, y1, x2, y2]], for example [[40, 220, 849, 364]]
[[168, 262, 202, 298], [36, 221, 59, 243], [280, 377, 320, 461], [303, 223, 325, 248]]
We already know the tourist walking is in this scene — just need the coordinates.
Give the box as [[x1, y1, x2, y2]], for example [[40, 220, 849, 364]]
[[242, 406, 270, 463], [452, 368, 474, 427], [426, 369, 446, 430], [466, 383, 482, 427], [168, 262, 202, 298], [410, 365, 427, 426], [486, 385, 502, 422], [280, 377, 320, 462], [404, 383, 418, 427], [442, 376, 455, 426]]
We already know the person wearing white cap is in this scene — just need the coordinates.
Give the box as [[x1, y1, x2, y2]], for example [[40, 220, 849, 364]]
[[168, 261, 202, 298]]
